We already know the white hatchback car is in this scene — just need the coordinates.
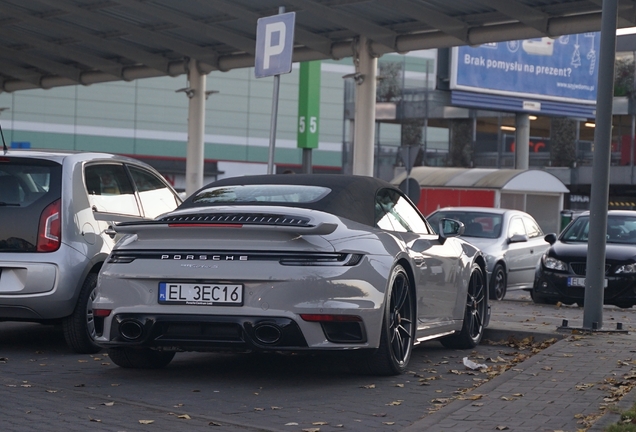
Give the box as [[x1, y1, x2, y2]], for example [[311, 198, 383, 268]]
[[0, 149, 181, 353]]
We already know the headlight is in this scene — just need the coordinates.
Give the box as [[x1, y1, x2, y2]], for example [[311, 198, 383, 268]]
[[615, 263, 636, 274], [542, 254, 567, 271]]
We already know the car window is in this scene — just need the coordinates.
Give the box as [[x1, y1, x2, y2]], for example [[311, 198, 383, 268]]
[[522, 216, 543, 238], [375, 189, 430, 234], [427, 211, 502, 238], [85, 164, 141, 217], [128, 166, 180, 219], [508, 217, 526, 237]]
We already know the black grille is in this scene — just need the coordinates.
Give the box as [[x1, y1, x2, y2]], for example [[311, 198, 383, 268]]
[[160, 213, 311, 227], [570, 262, 611, 276]]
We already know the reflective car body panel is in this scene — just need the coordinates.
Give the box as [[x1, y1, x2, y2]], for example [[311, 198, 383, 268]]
[[428, 207, 551, 298], [533, 211, 636, 307], [93, 175, 489, 369]]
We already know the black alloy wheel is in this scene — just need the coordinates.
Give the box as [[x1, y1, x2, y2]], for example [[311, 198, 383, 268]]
[[441, 263, 487, 349]]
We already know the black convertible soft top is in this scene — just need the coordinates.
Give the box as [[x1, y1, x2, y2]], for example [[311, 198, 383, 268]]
[[178, 174, 402, 227]]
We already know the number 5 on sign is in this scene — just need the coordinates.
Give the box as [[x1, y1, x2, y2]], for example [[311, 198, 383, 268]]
[[297, 61, 321, 149], [298, 116, 317, 134]]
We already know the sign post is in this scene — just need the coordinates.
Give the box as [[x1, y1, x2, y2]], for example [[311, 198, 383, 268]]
[[297, 61, 321, 173], [255, 8, 296, 174]]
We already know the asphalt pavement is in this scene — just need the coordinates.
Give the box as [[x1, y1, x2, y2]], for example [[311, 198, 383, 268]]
[[2, 290, 636, 431]]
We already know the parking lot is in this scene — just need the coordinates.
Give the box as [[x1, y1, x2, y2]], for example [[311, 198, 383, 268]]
[[0, 292, 562, 432], [3, 290, 636, 432]]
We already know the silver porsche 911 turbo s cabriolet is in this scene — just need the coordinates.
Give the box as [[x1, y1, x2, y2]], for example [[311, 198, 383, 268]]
[[92, 174, 489, 375]]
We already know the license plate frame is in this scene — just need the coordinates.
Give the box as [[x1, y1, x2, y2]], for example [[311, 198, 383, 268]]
[[158, 282, 243, 306], [567, 277, 608, 288]]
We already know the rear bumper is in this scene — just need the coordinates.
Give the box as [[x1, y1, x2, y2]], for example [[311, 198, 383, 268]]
[[95, 313, 368, 352]]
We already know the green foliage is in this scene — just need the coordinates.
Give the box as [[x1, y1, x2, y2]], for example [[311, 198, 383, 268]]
[[550, 118, 577, 167], [377, 62, 403, 102], [448, 119, 473, 167], [604, 402, 636, 431], [615, 58, 636, 98]]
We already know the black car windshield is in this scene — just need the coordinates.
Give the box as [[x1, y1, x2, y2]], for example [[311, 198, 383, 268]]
[[192, 185, 331, 205], [428, 211, 503, 239], [562, 215, 636, 244]]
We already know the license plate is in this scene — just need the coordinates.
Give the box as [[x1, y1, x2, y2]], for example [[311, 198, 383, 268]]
[[158, 282, 243, 306], [567, 277, 608, 288]]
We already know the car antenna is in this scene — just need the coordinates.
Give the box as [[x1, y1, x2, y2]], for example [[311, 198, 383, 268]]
[[0, 123, 7, 154]]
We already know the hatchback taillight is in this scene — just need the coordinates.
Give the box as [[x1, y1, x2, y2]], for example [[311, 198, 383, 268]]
[[37, 199, 61, 252]]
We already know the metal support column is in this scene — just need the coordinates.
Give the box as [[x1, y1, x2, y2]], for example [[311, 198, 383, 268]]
[[185, 58, 206, 197], [583, 0, 618, 330], [353, 35, 377, 177], [515, 113, 530, 170]]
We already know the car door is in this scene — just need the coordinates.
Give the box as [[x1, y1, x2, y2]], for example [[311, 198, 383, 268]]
[[126, 165, 181, 219], [375, 189, 459, 325], [504, 216, 536, 288]]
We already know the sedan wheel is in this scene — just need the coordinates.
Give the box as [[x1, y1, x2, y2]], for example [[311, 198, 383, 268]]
[[363, 264, 414, 376], [441, 263, 487, 349], [490, 264, 507, 301], [62, 273, 102, 354]]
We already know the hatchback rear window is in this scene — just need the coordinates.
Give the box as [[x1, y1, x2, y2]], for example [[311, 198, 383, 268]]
[[0, 157, 62, 252]]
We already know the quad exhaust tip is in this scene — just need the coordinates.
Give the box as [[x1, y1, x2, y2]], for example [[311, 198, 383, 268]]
[[119, 320, 144, 341], [253, 323, 282, 344]]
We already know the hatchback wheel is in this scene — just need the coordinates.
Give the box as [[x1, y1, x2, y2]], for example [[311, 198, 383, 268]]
[[62, 273, 101, 354]]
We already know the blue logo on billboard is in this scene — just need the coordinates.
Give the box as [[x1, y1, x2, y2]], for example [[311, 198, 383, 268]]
[[452, 33, 599, 104]]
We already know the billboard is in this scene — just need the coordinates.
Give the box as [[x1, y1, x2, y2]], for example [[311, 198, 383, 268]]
[[451, 33, 600, 104]]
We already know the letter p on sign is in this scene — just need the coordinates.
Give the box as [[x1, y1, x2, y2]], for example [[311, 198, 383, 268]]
[[255, 12, 296, 78]]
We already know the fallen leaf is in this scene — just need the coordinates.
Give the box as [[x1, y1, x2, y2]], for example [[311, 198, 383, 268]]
[[254, 408, 264, 411], [302, 429, 320, 432], [271, 406, 282, 410], [285, 423, 299, 426], [177, 414, 191, 419], [495, 426, 509, 430], [89, 418, 101, 423], [500, 396, 516, 401], [102, 402, 115, 407], [386, 400, 403, 406], [139, 420, 154, 424], [395, 384, 404, 388], [361, 384, 375, 389], [209, 421, 222, 426], [312, 422, 328, 425], [78, 360, 88, 363], [46, 390, 57, 393], [383, 422, 396, 425], [21, 384, 32, 388]]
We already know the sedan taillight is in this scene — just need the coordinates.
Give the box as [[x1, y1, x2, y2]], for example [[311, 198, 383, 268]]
[[37, 199, 61, 252]]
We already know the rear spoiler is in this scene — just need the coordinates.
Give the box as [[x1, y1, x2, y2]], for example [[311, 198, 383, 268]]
[[113, 221, 338, 236]]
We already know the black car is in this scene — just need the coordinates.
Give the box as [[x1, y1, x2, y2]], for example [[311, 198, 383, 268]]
[[532, 211, 636, 308]]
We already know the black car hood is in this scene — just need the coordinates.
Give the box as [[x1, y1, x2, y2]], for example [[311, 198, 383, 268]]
[[551, 241, 636, 262]]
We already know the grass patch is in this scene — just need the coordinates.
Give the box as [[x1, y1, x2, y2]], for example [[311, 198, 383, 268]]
[[606, 402, 636, 431]]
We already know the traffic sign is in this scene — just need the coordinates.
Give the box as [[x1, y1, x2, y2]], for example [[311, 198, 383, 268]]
[[255, 12, 296, 78]]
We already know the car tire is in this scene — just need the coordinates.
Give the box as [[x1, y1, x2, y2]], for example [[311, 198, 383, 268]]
[[441, 263, 487, 349], [490, 263, 507, 301], [62, 273, 102, 354], [362, 264, 415, 376], [108, 347, 176, 369]]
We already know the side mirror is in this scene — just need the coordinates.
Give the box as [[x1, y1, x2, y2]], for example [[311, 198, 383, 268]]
[[544, 233, 557, 245], [508, 233, 529, 244], [438, 218, 464, 238]]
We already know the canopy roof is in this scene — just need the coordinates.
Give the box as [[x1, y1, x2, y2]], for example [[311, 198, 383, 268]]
[[0, 0, 634, 92], [393, 167, 570, 194]]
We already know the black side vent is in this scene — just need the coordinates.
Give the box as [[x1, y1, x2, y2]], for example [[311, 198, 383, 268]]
[[160, 213, 312, 227]]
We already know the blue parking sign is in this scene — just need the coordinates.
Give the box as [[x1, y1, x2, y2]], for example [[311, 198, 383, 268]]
[[255, 12, 296, 78]]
